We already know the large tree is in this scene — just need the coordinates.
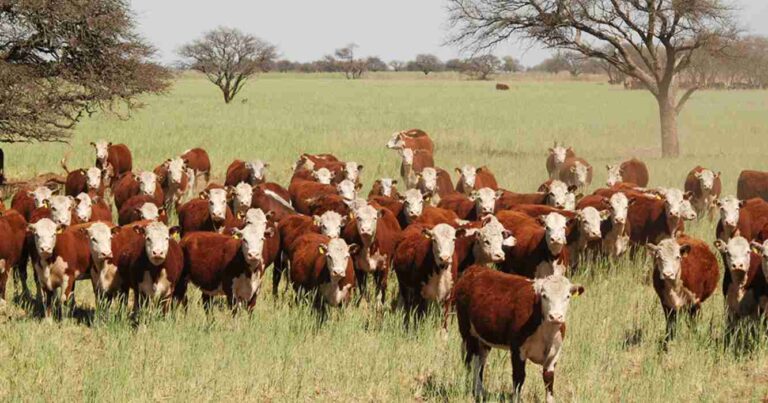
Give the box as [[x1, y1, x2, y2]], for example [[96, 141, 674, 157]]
[[462, 54, 501, 80], [0, 0, 170, 143], [179, 27, 276, 104], [448, 0, 739, 157], [412, 54, 444, 75]]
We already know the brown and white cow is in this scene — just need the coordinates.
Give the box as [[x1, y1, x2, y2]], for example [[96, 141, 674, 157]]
[[0, 210, 28, 305], [602, 192, 634, 257], [454, 266, 584, 401], [715, 196, 768, 242], [497, 211, 571, 278], [647, 236, 719, 340], [545, 142, 575, 179], [369, 178, 400, 199], [438, 188, 502, 221], [748, 240, 768, 314], [73, 193, 113, 224], [684, 166, 721, 220], [225, 159, 269, 187], [497, 181, 578, 212], [118, 195, 166, 225], [714, 236, 765, 321], [455, 165, 499, 195], [737, 170, 768, 202], [113, 171, 164, 211], [398, 148, 434, 189], [126, 222, 184, 311], [154, 158, 189, 211], [12, 186, 54, 222], [386, 129, 435, 153], [81, 222, 121, 299], [178, 188, 237, 236], [625, 188, 693, 245], [558, 157, 593, 191], [606, 158, 649, 187], [567, 207, 610, 264], [180, 148, 211, 191], [91, 141, 132, 185], [64, 166, 104, 197], [231, 182, 254, 219], [453, 215, 517, 272]]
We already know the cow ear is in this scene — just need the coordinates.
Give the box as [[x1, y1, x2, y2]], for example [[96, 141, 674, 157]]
[[605, 165, 611, 171], [355, 182, 363, 191], [107, 142, 112, 147], [377, 209, 385, 218], [158, 206, 166, 215], [78, 227, 89, 236], [628, 197, 637, 206], [548, 148, 554, 154], [567, 185, 578, 193], [495, 189, 505, 198], [750, 241, 765, 255], [265, 227, 276, 238], [738, 200, 746, 208], [455, 167, 462, 175], [110, 226, 121, 235], [133, 225, 146, 235], [715, 171, 721, 178], [348, 243, 360, 255], [599, 210, 611, 221], [56, 225, 65, 234], [713, 240, 726, 252], [89, 142, 96, 147], [199, 190, 210, 200], [231, 229, 242, 240], [313, 215, 321, 226], [646, 243, 659, 255], [318, 244, 327, 255], [570, 284, 585, 296], [469, 191, 479, 201], [536, 216, 546, 226], [679, 244, 692, 257], [683, 191, 694, 201], [391, 179, 398, 185], [421, 228, 432, 239], [357, 164, 363, 172]]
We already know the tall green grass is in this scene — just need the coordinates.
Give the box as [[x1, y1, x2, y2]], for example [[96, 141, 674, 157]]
[[1, 73, 767, 401]]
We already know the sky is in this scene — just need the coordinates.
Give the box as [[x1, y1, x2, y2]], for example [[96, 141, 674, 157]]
[[131, 0, 768, 67]]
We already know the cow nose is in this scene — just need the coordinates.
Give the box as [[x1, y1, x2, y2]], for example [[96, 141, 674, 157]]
[[548, 313, 564, 323], [615, 217, 625, 224]]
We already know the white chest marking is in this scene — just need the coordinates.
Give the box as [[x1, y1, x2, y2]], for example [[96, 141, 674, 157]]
[[139, 268, 172, 300], [92, 261, 121, 294], [534, 260, 566, 278], [357, 246, 386, 273], [35, 256, 69, 291], [520, 323, 564, 370], [231, 271, 263, 303], [319, 281, 352, 306], [421, 269, 453, 302]]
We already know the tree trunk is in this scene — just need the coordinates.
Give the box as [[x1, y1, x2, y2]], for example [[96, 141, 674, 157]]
[[657, 95, 679, 157]]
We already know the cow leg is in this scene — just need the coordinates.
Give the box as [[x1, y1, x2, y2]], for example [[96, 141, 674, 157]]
[[510, 345, 526, 399], [201, 294, 214, 313], [272, 253, 286, 298], [14, 250, 31, 298], [663, 307, 678, 349], [373, 269, 388, 307], [172, 277, 189, 309], [0, 268, 7, 308], [355, 270, 367, 304], [543, 368, 556, 403], [41, 289, 54, 319], [472, 344, 490, 399]]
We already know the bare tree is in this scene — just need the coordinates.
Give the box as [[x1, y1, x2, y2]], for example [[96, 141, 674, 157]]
[[462, 55, 501, 80], [413, 54, 444, 75], [562, 51, 587, 77], [334, 43, 366, 79], [389, 60, 406, 72], [366, 57, 388, 72], [0, 0, 170, 143], [179, 27, 276, 104], [448, 0, 739, 157]]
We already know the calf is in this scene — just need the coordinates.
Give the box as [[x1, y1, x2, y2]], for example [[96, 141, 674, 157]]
[[118, 195, 167, 225], [386, 128, 435, 153], [113, 171, 164, 211], [399, 148, 434, 189], [231, 182, 254, 218], [180, 147, 211, 190], [91, 141, 132, 184], [647, 236, 719, 340], [714, 236, 766, 321], [177, 189, 237, 236], [453, 266, 584, 401], [715, 196, 768, 242], [154, 158, 188, 211], [11, 186, 54, 222], [369, 178, 400, 199], [558, 157, 593, 191], [495, 83, 510, 90], [497, 211, 570, 278], [63, 166, 104, 197], [684, 166, 721, 220], [225, 159, 269, 186], [545, 142, 575, 179], [288, 234, 357, 313], [73, 193, 112, 224], [455, 165, 498, 195], [737, 170, 768, 201], [0, 210, 28, 305], [181, 222, 276, 311], [606, 158, 649, 187]]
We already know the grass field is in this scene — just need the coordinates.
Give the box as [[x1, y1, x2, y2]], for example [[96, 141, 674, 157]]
[[1, 72, 768, 402]]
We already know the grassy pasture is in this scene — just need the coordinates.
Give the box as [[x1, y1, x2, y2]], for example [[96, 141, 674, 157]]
[[1, 72, 768, 401]]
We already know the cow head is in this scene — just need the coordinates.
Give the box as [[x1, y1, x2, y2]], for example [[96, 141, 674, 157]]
[[608, 192, 633, 226], [49, 195, 75, 226], [534, 274, 584, 324], [232, 183, 254, 217], [714, 236, 751, 276], [468, 215, 515, 264], [417, 168, 438, 196], [245, 160, 268, 184], [137, 171, 158, 196], [29, 186, 54, 209], [605, 164, 622, 187], [83, 222, 114, 262], [569, 161, 590, 188], [386, 131, 405, 150], [74, 193, 93, 223], [245, 208, 273, 229], [695, 169, 720, 191], [374, 178, 398, 197], [647, 238, 691, 281], [456, 165, 477, 190], [138, 203, 161, 222], [548, 143, 569, 166], [164, 158, 186, 186], [312, 168, 334, 185], [28, 218, 62, 259], [716, 196, 744, 233], [660, 188, 696, 227], [469, 188, 501, 218], [423, 223, 458, 270], [543, 180, 575, 210], [538, 213, 568, 255], [353, 204, 383, 242], [319, 238, 357, 281], [750, 240, 768, 280], [85, 167, 102, 191], [201, 188, 229, 223], [233, 223, 274, 268], [135, 222, 178, 266], [90, 140, 111, 164], [400, 189, 425, 222], [336, 179, 359, 202], [344, 162, 363, 183], [313, 211, 346, 238], [576, 207, 610, 241]]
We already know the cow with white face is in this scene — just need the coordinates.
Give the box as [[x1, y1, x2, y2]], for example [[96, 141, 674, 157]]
[[49, 195, 75, 226], [749, 240, 768, 313], [695, 169, 719, 193], [692, 169, 721, 219], [424, 224, 458, 272], [603, 192, 633, 257], [137, 171, 158, 197], [139, 222, 173, 266], [336, 179, 358, 203], [401, 189, 425, 223], [30, 186, 54, 209], [568, 161, 590, 189], [353, 205, 381, 243], [230, 223, 276, 305], [74, 193, 94, 223], [138, 203, 161, 222], [231, 183, 254, 218], [647, 239, 690, 282], [714, 236, 756, 318], [417, 167, 438, 201], [543, 180, 576, 210], [320, 238, 357, 283], [539, 213, 568, 257], [245, 208, 269, 229], [606, 164, 622, 187], [344, 162, 363, 183], [206, 188, 230, 224], [313, 211, 346, 238], [467, 215, 516, 265], [716, 196, 744, 241], [547, 143, 569, 179], [660, 188, 696, 229], [469, 188, 501, 218], [312, 168, 334, 185], [28, 219, 67, 316], [245, 160, 268, 184], [569, 207, 610, 263], [85, 167, 103, 192], [29, 218, 60, 260], [91, 140, 111, 167], [386, 131, 405, 150], [457, 165, 477, 194], [160, 157, 187, 210], [398, 148, 419, 189], [83, 222, 120, 296]]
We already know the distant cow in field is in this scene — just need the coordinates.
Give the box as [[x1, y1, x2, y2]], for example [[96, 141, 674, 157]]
[[455, 165, 498, 195], [737, 170, 768, 201], [386, 129, 434, 153], [369, 178, 400, 199], [496, 211, 571, 278], [177, 189, 237, 235], [438, 188, 502, 221], [546, 142, 575, 179], [497, 180, 578, 211], [495, 83, 510, 90], [113, 171, 164, 211], [684, 166, 721, 220], [63, 165, 104, 198], [558, 157, 593, 191], [606, 158, 649, 187], [453, 265, 584, 401]]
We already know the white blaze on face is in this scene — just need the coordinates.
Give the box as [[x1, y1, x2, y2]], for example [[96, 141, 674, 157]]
[[418, 168, 438, 194], [474, 216, 513, 263], [681, 199, 697, 220], [74, 193, 93, 222], [144, 222, 171, 266], [424, 223, 457, 269], [606, 164, 622, 187], [49, 195, 74, 226], [139, 203, 160, 221], [93, 140, 110, 162], [30, 218, 59, 258], [661, 188, 692, 222], [460, 165, 477, 189], [386, 131, 405, 149], [245, 160, 268, 184], [137, 171, 158, 196], [715, 236, 751, 274], [233, 183, 254, 216], [344, 162, 362, 183], [402, 189, 425, 220], [542, 213, 568, 255], [534, 275, 583, 324], [312, 168, 334, 185], [647, 238, 687, 281], [577, 207, 606, 241], [244, 208, 268, 229], [717, 196, 741, 230], [86, 167, 102, 190], [336, 179, 357, 202], [470, 188, 498, 217], [166, 158, 186, 185], [354, 205, 380, 239], [321, 238, 352, 280], [550, 145, 567, 165], [30, 186, 54, 208], [570, 161, 589, 187], [86, 222, 113, 261], [207, 188, 229, 222], [235, 223, 269, 266], [609, 192, 630, 225], [545, 180, 571, 209], [695, 169, 716, 191], [376, 178, 397, 197], [314, 211, 345, 238]]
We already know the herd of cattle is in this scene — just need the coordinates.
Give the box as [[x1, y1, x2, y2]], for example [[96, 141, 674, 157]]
[[1, 130, 768, 400]]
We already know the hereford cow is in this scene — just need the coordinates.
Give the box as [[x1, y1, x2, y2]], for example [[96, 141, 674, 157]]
[[180, 148, 211, 191], [606, 158, 649, 187], [714, 236, 766, 321], [625, 189, 693, 245], [453, 215, 517, 273], [399, 148, 435, 189], [230, 182, 254, 218], [0, 210, 28, 305], [369, 178, 400, 199], [368, 194, 404, 219], [748, 240, 768, 314], [497, 211, 571, 278], [737, 170, 768, 201], [567, 207, 610, 264], [80, 222, 121, 300], [439, 188, 502, 221], [715, 196, 768, 242], [12, 186, 54, 222], [177, 189, 237, 236], [118, 195, 167, 225], [546, 142, 575, 179], [288, 234, 357, 313], [63, 166, 104, 197], [31, 195, 75, 227], [290, 178, 338, 215], [684, 166, 721, 220], [154, 158, 189, 211], [497, 180, 577, 211], [225, 159, 269, 187], [91, 141, 132, 185], [455, 165, 498, 195], [386, 129, 435, 153], [558, 157, 593, 191], [647, 236, 719, 340], [113, 171, 164, 211], [416, 167, 455, 206], [453, 266, 584, 401], [73, 193, 112, 224], [251, 185, 296, 222]]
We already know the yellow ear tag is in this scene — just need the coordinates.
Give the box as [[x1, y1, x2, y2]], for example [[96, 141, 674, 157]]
[[752, 247, 760, 255], [56, 227, 64, 234], [232, 232, 241, 240], [318, 246, 325, 255]]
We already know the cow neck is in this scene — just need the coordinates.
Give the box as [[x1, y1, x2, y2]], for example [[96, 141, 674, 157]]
[[661, 276, 696, 308], [726, 270, 749, 311]]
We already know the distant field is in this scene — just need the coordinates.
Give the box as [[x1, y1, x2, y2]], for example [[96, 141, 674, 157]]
[[1, 73, 767, 401]]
